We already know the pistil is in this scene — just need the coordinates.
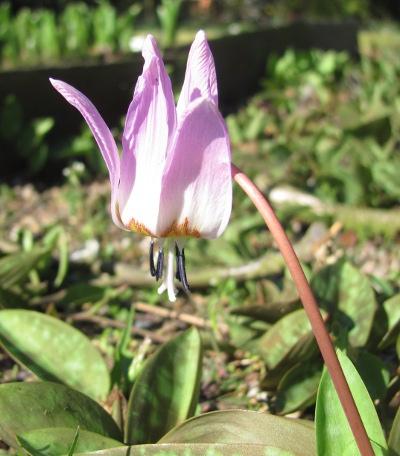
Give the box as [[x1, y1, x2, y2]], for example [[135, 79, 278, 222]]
[[158, 239, 177, 301]]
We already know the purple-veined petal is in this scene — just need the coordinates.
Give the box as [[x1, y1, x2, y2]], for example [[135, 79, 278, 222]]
[[158, 98, 232, 239], [49, 78, 126, 231], [176, 30, 218, 119], [119, 35, 177, 236]]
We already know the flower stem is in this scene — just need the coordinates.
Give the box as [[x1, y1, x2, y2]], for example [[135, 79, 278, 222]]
[[231, 163, 374, 456]]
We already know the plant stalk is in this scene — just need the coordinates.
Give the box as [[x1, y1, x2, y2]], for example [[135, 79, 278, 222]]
[[231, 163, 374, 456]]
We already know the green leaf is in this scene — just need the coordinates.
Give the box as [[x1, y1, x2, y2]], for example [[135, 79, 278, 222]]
[[354, 351, 390, 404], [311, 262, 377, 347], [372, 160, 400, 198], [0, 94, 23, 140], [315, 350, 388, 456], [397, 334, 400, 359], [60, 3, 90, 56], [125, 327, 203, 444], [51, 227, 69, 287], [111, 304, 136, 391], [227, 314, 270, 350], [258, 308, 321, 370], [57, 284, 108, 308], [37, 10, 59, 61], [0, 287, 25, 309], [0, 310, 110, 401], [0, 382, 122, 452], [67, 427, 81, 456], [0, 248, 50, 288], [388, 405, 400, 456], [345, 113, 392, 145], [342, 440, 389, 456], [275, 360, 322, 414], [17, 427, 124, 456], [378, 294, 400, 350], [231, 297, 300, 323], [73, 443, 308, 456], [159, 409, 315, 455]]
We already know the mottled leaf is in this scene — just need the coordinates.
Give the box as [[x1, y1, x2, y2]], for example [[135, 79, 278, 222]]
[[231, 298, 300, 323], [378, 294, 400, 350], [125, 327, 203, 444], [354, 351, 390, 403], [227, 314, 271, 350], [0, 309, 110, 401], [159, 409, 315, 455], [397, 334, 400, 359], [315, 350, 387, 456], [0, 382, 122, 452], [311, 261, 377, 347], [73, 443, 308, 456], [18, 427, 124, 456], [388, 405, 400, 456], [276, 360, 323, 414], [258, 308, 322, 370]]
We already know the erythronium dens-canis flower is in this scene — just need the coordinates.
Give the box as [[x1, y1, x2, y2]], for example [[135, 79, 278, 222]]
[[50, 31, 232, 301]]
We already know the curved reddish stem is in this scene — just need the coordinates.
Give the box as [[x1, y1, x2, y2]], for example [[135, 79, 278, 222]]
[[231, 163, 374, 456]]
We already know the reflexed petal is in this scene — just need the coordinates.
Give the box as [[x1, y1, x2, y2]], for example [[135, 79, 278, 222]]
[[176, 30, 218, 119], [49, 78, 126, 231], [159, 98, 232, 239], [119, 35, 177, 236]]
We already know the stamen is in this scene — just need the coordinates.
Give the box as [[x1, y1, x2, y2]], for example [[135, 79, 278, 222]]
[[175, 242, 190, 291], [175, 243, 181, 281], [156, 248, 164, 281], [149, 238, 156, 277]]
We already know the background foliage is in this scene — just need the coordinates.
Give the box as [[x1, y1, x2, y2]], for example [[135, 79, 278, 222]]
[[0, 2, 399, 455]]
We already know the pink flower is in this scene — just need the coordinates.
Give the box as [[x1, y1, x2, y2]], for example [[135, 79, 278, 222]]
[[50, 31, 232, 301]]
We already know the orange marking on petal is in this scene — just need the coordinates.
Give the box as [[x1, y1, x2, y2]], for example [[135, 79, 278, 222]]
[[116, 202, 155, 237], [161, 217, 201, 238], [128, 218, 156, 237]]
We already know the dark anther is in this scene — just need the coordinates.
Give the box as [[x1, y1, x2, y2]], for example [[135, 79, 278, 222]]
[[149, 239, 156, 277], [176, 247, 190, 291], [156, 249, 164, 281], [175, 244, 181, 281]]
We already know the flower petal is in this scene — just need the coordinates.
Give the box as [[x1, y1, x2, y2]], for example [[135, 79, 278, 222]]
[[119, 35, 177, 236], [158, 99, 232, 239], [176, 30, 218, 119], [49, 78, 126, 230]]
